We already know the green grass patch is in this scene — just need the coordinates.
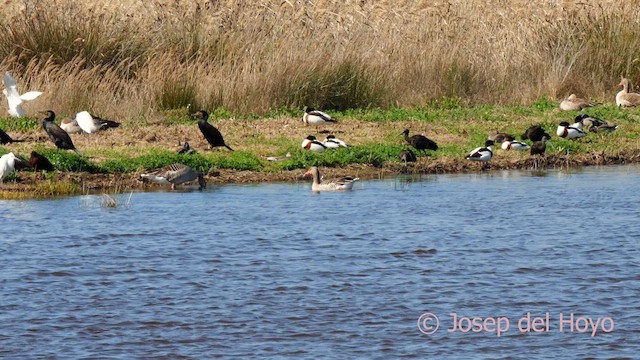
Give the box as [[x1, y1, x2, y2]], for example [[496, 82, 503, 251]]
[[0, 117, 39, 131]]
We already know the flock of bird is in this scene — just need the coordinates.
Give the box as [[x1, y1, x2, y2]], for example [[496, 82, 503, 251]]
[[0, 72, 636, 191]]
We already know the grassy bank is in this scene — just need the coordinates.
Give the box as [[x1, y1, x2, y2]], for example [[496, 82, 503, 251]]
[[2, 99, 640, 199]]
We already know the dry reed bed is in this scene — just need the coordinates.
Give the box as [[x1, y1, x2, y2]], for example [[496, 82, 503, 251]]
[[1, 0, 640, 119]]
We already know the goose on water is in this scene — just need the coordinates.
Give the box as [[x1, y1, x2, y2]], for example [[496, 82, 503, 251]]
[[304, 166, 359, 192]]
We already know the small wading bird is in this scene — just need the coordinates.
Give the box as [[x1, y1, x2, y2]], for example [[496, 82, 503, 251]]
[[465, 140, 494, 170], [304, 166, 359, 192], [0, 127, 25, 144], [140, 163, 206, 190], [75, 111, 120, 133], [560, 94, 597, 111], [3, 72, 42, 118], [301, 135, 327, 152], [401, 129, 438, 155], [616, 78, 640, 107], [303, 107, 337, 132], [191, 110, 234, 151], [530, 135, 550, 169], [40, 110, 82, 155]]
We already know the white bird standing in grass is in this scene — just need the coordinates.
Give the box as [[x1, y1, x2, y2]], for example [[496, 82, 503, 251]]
[[0, 152, 18, 182], [303, 107, 337, 131], [3, 72, 42, 118]]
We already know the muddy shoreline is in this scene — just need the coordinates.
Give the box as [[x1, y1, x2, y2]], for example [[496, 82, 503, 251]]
[[2, 149, 636, 199]]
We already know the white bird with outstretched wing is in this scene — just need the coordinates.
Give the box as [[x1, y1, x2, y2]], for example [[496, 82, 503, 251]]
[[3, 72, 43, 117]]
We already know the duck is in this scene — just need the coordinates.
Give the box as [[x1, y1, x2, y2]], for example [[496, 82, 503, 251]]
[[266, 152, 292, 161], [556, 121, 586, 139], [2, 72, 42, 118], [177, 140, 196, 155], [0, 152, 18, 182], [301, 135, 328, 152], [304, 166, 359, 191], [303, 107, 337, 129], [322, 134, 348, 148], [577, 114, 606, 128], [401, 129, 438, 154], [140, 163, 206, 190], [560, 94, 596, 111], [40, 110, 82, 155], [60, 117, 83, 134], [616, 78, 640, 107], [0, 127, 25, 144], [29, 151, 54, 171], [501, 140, 530, 151], [465, 140, 494, 170], [487, 130, 515, 143], [191, 110, 234, 151], [521, 124, 551, 142], [75, 111, 120, 133], [590, 124, 619, 133]]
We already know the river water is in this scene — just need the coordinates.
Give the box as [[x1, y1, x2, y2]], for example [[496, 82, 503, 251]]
[[1, 165, 639, 358]]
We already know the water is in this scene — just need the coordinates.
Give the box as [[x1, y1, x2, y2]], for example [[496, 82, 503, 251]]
[[1, 165, 639, 358]]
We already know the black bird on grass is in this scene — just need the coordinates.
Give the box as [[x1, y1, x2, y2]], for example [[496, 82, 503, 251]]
[[0, 127, 25, 144], [191, 110, 234, 151], [40, 110, 82, 155], [401, 129, 438, 154], [521, 124, 551, 142], [29, 151, 54, 171]]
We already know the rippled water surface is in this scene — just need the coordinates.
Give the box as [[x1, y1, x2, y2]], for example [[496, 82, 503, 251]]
[[1, 165, 639, 358]]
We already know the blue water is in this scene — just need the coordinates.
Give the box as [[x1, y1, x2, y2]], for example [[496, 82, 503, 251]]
[[1, 165, 639, 358]]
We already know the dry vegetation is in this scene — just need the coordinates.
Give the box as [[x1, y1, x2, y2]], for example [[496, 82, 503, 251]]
[[1, 0, 640, 118], [2, 1, 640, 198]]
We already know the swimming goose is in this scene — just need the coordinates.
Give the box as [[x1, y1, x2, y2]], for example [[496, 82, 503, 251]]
[[304, 166, 359, 191], [556, 121, 586, 139], [2, 72, 42, 118], [465, 140, 494, 170], [521, 125, 551, 142], [322, 134, 348, 148], [303, 107, 337, 128], [402, 129, 438, 154], [29, 151, 54, 171], [560, 94, 596, 111], [0, 127, 25, 144], [60, 117, 83, 134], [301, 135, 328, 152], [616, 78, 640, 107], [140, 163, 206, 190], [75, 111, 120, 133], [0, 152, 18, 181], [487, 130, 515, 143], [501, 140, 530, 151], [191, 110, 234, 151], [40, 110, 82, 155]]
